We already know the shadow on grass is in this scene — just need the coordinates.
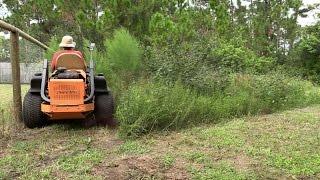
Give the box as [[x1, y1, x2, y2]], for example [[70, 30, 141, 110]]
[[46, 117, 119, 130]]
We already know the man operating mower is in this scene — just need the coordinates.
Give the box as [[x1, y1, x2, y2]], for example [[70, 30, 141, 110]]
[[50, 35, 85, 72]]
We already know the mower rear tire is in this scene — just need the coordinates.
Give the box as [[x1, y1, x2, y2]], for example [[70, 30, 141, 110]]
[[22, 91, 47, 128], [94, 93, 116, 126]]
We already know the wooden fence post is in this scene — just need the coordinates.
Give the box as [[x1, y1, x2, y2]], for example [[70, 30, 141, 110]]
[[0, 20, 49, 122], [10, 31, 22, 122]]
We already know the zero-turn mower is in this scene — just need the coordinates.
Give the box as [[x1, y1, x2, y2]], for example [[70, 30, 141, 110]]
[[22, 43, 114, 128]]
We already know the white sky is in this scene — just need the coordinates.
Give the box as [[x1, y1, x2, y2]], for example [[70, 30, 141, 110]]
[[0, 0, 8, 18], [298, 0, 320, 26]]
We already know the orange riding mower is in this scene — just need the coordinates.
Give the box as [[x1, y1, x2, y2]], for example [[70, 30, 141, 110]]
[[22, 45, 114, 128]]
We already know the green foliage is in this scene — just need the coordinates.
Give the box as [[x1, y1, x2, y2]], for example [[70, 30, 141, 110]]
[[0, 36, 10, 62], [293, 23, 320, 82], [44, 36, 60, 61], [117, 74, 320, 138], [118, 140, 150, 154], [209, 0, 231, 35], [146, 38, 276, 95], [149, 10, 197, 46], [147, 43, 214, 92], [101, 0, 167, 39], [209, 41, 276, 73], [116, 81, 196, 138], [57, 149, 103, 174], [184, 151, 210, 164], [95, 28, 143, 98], [149, 13, 176, 46], [162, 154, 175, 169], [19, 39, 45, 63], [270, 153, 320, 175], [106, 28, 142, 74], [190, 161, 254, 180], [3, 0, 312, 63]]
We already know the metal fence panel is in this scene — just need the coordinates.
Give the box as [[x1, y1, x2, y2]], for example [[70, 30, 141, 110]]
[[0, 62, 42, 83]]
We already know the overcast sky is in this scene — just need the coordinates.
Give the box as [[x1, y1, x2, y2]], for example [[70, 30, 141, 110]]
[[298, 0, 320, 26]]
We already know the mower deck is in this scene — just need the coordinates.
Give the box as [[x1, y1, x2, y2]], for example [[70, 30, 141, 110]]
[[41, 103, 94, 120]]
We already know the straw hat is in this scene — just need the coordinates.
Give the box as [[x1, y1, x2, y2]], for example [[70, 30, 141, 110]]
[[59, 35, 76, 48]]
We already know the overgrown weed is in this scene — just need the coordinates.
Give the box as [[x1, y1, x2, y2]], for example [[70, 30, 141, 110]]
[[117, 74, 320, 138]]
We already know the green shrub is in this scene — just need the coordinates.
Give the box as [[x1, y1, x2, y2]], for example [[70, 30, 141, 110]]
[[227, 73, 319, 113], [106, 28, 142, 74], [291, 23, 320, 83], [117, 74, 320, 138], [94, 29, 142, 99], [209, 41, 275, 74], [146, 41, 230, 94], [145, 38, 276, 96]]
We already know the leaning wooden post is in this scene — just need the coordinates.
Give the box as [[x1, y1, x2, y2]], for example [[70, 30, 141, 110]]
[[10, 31, 22, 122]]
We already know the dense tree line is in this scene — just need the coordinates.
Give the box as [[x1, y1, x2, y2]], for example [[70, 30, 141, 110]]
[[0, 0, 319, 80], [2, 1, 319, 74]]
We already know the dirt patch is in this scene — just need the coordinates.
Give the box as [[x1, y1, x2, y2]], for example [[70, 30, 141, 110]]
[[93, 160, 129, 180], [127, 156, 159, 176], [164, 158, 190, 180], [0, 151, 5, 159], [93, 136, 123, 151], [93, 155, 160, 179], [0, 137, 9, 150], [5, 128, 47, 142], [90, 128, 122, 149], [231, 153, 253, 171]]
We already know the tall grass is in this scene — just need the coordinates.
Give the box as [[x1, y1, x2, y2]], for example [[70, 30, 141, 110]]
[[116, 74, 320, 138], [0, 105, 20, 138], [0, 84, 28, 137]]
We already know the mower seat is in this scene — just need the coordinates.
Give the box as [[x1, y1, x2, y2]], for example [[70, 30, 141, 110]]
[[55, 52, 86, 71]]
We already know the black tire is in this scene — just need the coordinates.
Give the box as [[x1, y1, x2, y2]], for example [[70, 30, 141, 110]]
[[22, 91, 47, 128], [82, 114, 97, 128], [94, 92, 117, 127]]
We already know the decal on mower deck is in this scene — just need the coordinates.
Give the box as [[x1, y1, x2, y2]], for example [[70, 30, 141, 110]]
[[55, 90, 80, 95]]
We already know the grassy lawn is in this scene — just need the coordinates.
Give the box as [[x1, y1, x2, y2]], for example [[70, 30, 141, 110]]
[[0, 84, 29, 135], [1, 84, 320, 179], [0, 84, 28, 107]]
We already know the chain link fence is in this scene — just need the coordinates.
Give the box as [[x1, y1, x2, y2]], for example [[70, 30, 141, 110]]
[[0, 33, 44, 83]]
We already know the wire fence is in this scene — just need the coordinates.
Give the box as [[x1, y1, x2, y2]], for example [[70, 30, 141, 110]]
[[0, 62, 42, 83], [0, 30, 46, 135], [0, 30, 45, 84]]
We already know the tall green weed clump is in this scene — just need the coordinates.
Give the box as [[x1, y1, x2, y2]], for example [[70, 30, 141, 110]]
[[116, 74, 320, 138], [95, 28, 142, 98], [116, 82, 198, 137], [106, 28, 142, 75], [145, 38, 277, 96]]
